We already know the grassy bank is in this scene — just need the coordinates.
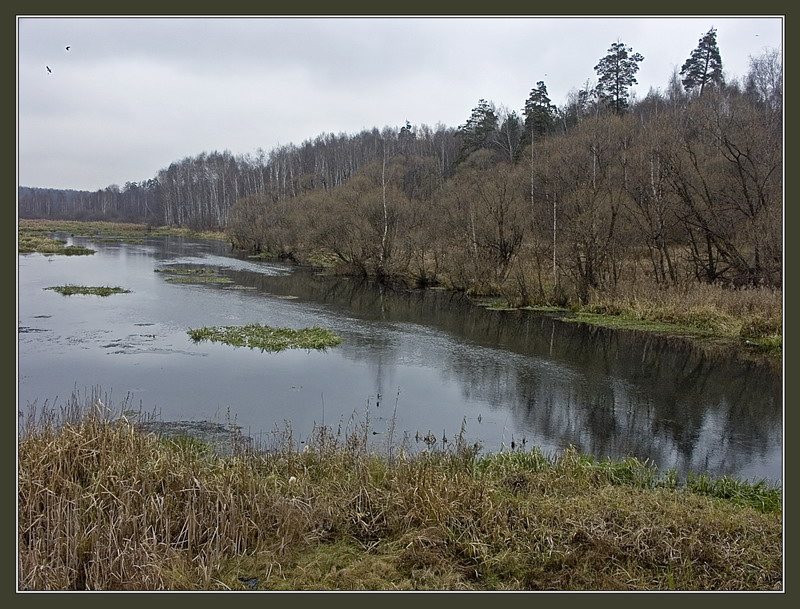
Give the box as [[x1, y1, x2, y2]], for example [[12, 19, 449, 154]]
[[19, 405, 781, 591], [475, 282, 782, 357], [19, 219, 228, 242], [230, 240, 782, 357]]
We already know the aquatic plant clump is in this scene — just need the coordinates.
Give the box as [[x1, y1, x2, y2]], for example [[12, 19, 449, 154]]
[[155, 266, 233, 284], [18, 234, 95, 256], [188, 324, 341, 352], [44, 285, 131, 297]]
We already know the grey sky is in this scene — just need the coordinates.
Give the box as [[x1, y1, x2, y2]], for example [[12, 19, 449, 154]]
[[18, 17, 782, 191]]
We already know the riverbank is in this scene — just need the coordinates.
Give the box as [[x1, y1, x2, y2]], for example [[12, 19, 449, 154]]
[[18, 219, 781, 356], [475, 298, 782, 357], [19, 405, 782, 591], [18, 219, 229, 243], [234, 243, 783, 359]]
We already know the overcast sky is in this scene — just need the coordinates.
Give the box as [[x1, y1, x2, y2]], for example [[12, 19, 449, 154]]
[[18, 17, 782, 191]]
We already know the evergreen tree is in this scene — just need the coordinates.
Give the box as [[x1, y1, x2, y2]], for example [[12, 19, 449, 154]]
[[594, 41, 644, 113], [457, 99, 499, 160], [522, 81, 557, 142], [680, 27, 724, 95]]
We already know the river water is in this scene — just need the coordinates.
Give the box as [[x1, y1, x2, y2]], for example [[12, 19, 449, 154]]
[[17, 235, 782, 482]]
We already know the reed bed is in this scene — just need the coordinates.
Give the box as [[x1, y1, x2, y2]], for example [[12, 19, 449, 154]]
[[18, 394, 781, 591]]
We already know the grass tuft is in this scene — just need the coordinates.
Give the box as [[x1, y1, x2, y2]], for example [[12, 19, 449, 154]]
[[19, 233, 95, 256], [155, 266, 233, 285], [187, 324, 342, 352], [44, 285, 131, 297]]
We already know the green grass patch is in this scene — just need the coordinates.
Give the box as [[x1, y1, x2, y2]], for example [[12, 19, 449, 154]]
[[19, 233, 95, 256], [187, 324, 342, 352], [155, 266, 233, 285], [746, 334, 782, 354], [44, 285, 131, 297], [566, 311, 714, 336]]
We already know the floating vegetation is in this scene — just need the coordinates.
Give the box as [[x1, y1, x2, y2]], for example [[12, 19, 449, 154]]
[[165, 275, 233, 284], [187, 324, 342, 352], [44, 285, 131, 297], [154, 266, 219, 275], [18, 234, 95, 256], [155, 266, 233, 284], [19, 326, 50, 334]]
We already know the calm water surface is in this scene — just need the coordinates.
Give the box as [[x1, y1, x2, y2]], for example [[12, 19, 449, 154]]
[[18, 236, 782, 481]]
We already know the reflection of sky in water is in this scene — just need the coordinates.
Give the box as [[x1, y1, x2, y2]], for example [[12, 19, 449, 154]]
[[18, 237, 783, 482]]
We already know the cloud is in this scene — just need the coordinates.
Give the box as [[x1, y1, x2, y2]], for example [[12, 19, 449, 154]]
[[18, 17, 782, 190]]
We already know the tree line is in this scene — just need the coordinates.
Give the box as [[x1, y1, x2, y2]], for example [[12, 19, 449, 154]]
[[19, 33, 782, 299]]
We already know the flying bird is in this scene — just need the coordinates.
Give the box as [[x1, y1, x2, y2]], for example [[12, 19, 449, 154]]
[[46, 66, 52, 74], [65, 46, 71, 50]]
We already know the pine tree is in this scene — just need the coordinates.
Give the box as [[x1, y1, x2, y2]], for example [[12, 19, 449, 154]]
[[680, 28, 724, 95], [457, 99, 499, 160], [522, 81, 557, 141], [594, 41, 644, 114]]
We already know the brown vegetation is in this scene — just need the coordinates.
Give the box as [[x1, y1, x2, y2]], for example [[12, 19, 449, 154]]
[[19, 399, 781, 591]]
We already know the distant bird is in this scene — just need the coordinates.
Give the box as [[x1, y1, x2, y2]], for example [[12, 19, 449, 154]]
[[46, 66, 52, 74], [65, 46, 71, 51]]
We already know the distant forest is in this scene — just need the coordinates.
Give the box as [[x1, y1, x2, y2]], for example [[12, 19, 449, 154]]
[[20, 33, 782, 297]]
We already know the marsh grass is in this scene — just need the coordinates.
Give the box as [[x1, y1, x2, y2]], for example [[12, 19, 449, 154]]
[[482, 280, 782, 355], [18, 395, 782, 591], [18, 233, 95, 256], [155, 266, 234, 285], [44, 285, 131, 297], [187, 324, 341, 352], [19, 219, 228, 241]]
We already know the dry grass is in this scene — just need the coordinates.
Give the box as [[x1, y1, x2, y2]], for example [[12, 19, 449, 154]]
[[587, 281, 782, 336], [18, 396, 782, 591], [577, 282, 782, 355], [19, 219, 228, 241]]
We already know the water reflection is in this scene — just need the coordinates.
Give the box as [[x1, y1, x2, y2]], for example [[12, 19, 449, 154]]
[[224, 262, 781, 480], [18, 237, 782, 482]]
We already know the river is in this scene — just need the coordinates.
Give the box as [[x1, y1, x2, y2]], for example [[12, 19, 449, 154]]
[[17, 234, 783, 482]]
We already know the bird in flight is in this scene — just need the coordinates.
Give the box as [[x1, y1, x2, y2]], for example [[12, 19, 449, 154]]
[[46, 66, 52, 74], [65, 46, 71, 51]]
